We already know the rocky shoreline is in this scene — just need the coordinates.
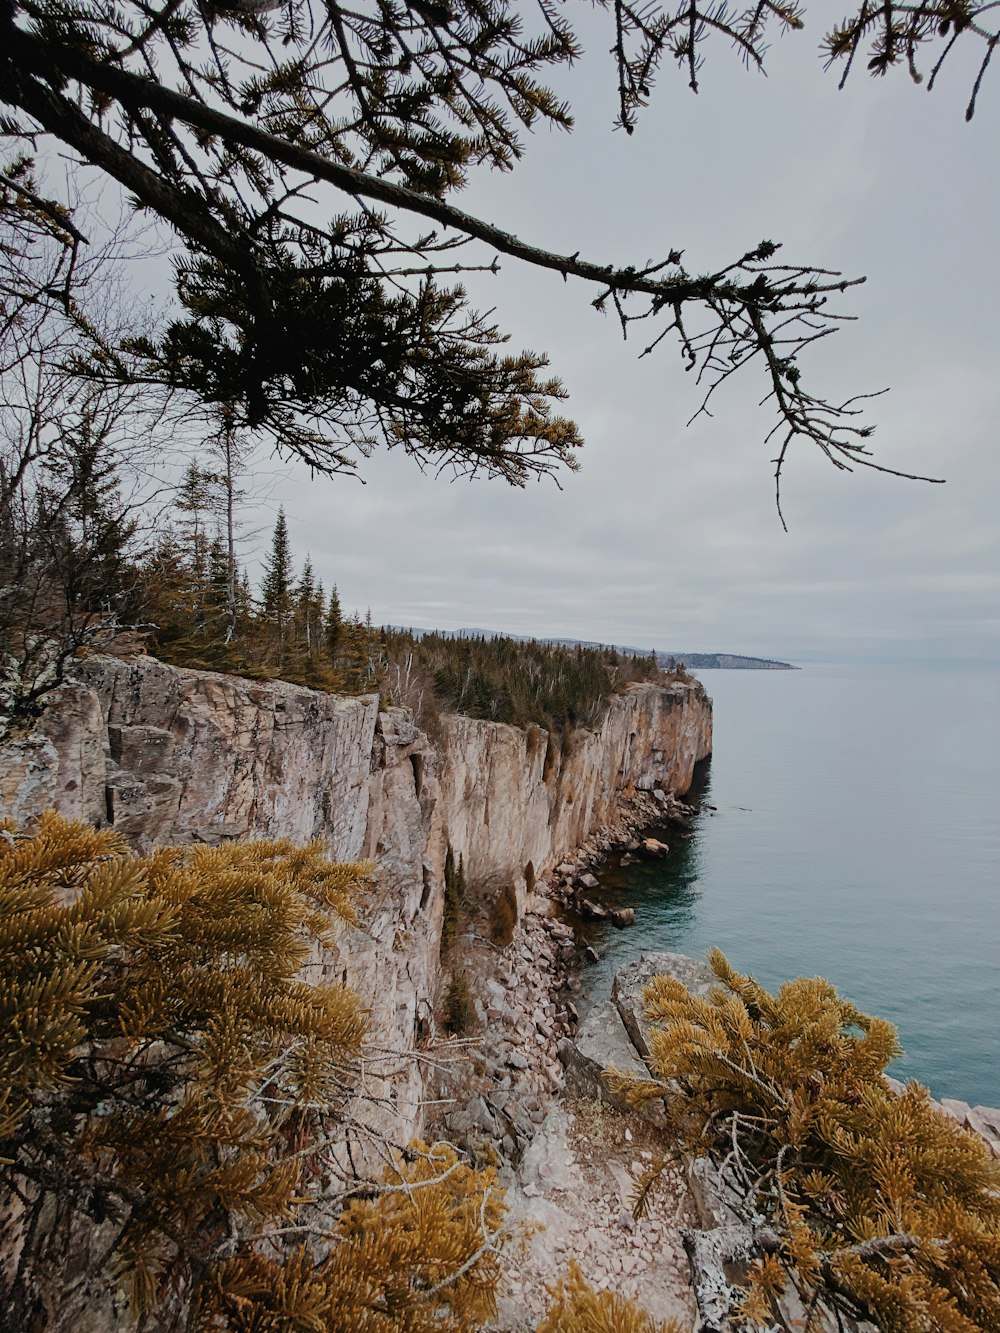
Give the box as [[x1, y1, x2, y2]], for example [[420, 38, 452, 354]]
[[432, 787, 699, 1158]]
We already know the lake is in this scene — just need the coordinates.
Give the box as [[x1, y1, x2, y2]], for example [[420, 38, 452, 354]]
[[575, 662, 1000, 1107]]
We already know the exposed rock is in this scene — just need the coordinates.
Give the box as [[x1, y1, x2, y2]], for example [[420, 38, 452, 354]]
[[563, 1001, 650, 1111], [641, 837, 670, 856], [578, 871, 599, 891], [493, 1100, 696, 1330], [578, 898, 608, 921], [609, 907, 636, 928], [612, 953, 716, 1060], [933, 1097, 1000, 1159], [0, 655, 712, 1151]]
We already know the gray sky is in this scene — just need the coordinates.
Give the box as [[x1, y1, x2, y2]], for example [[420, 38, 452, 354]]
[[249, 11, 1000, 664]]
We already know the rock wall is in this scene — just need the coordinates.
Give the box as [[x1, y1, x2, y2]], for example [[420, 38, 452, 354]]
[[0, 655, 712, 1140]]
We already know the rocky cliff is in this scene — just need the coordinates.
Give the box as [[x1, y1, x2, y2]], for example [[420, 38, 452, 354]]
[[0, 654, 712, 1141]]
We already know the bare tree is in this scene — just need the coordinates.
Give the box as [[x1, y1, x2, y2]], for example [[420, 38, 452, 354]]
[[0, 180, 179, 731]]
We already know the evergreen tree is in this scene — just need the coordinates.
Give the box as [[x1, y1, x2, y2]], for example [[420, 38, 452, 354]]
[[295, 555, 316, 660], [324, 585, 342, 666], [259, 508, 294, 665], [609, 950, 1000, 1332], [0, 814, 515, 1329], [2, 0, 974, 493], [174, 463, 216, 625]]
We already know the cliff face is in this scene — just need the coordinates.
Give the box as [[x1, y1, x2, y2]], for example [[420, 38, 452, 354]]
[[0, 655, 712, 1139]]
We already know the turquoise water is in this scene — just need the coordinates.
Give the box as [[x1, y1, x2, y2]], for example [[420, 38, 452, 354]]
[[574, 663, 1000, 1107]]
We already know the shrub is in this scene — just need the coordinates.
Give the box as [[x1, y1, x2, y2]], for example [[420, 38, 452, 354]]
[[201, 1141, 507, 1330], [525, 722, 546, 762], [0, 815, 505, 1329], [608, 949, 1000, 1332], [441, 843, 466, 953], [489, 882, 518, 949], [538, 1260, 683, 1332]]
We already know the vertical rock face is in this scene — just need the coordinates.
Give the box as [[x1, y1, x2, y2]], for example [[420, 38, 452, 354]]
[[0, 656, 712, 1141], [439, 682, 712, 893]]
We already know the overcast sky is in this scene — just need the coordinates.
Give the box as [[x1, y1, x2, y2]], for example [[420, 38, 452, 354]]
[[245, 10, 1000, 665]]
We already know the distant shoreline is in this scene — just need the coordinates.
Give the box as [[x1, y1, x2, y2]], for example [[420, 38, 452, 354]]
[[387, 625, 797, 671], [659, 653, 798, 671]]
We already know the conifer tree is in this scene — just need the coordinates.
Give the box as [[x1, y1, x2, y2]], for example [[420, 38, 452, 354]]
[[259, 507, 294, 666], [2, 0, 988, 493], [175, 463, 215, 612], [325, 584, 343, 666], [295, 555, 317, 660], [312, 577, 324, 661]]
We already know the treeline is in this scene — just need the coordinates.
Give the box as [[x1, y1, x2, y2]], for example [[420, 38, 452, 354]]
[[381, 629, 670, 732], [3, 438, 681, 730], [141, 469, 381, 693]]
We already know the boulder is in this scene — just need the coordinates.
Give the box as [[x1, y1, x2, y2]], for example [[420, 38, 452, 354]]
[[612, 952, 715, 1059], [578, 871, 600, 890], [939, 1097, 974, 1122], [641, 837, 669, 857], [578, 898, 608, 921], [971, 1105, 1000, 1138], [563, 1000, 650, 1111], [609, 907, 635, 928], [584, 945, 600, 964]]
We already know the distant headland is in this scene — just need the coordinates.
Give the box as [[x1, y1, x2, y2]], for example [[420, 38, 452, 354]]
[[391, 627, 798, 671]]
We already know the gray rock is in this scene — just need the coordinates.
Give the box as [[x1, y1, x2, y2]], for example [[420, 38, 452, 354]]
[[563, 1000, 653, 1112], [578, 898, 608, 921], [612, 952, 715, 1059], [939, 1096, 973, 1122], [578, 871, 600, 890], [971, 1105, 1000, 1137]]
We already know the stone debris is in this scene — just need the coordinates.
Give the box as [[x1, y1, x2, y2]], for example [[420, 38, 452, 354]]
[[577, 898, 608, 921], [488, 1101, 696, 1331], [434, 909, 577, 1160]]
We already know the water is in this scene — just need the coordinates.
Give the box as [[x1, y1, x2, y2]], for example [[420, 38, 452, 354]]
[[574, 663, 1000, 1107]]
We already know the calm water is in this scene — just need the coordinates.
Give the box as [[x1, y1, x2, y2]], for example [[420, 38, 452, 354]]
[[575, 663, 1000, 1107]]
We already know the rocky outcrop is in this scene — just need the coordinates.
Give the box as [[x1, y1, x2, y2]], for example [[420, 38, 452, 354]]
[[0, 655, 712, 1145]]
